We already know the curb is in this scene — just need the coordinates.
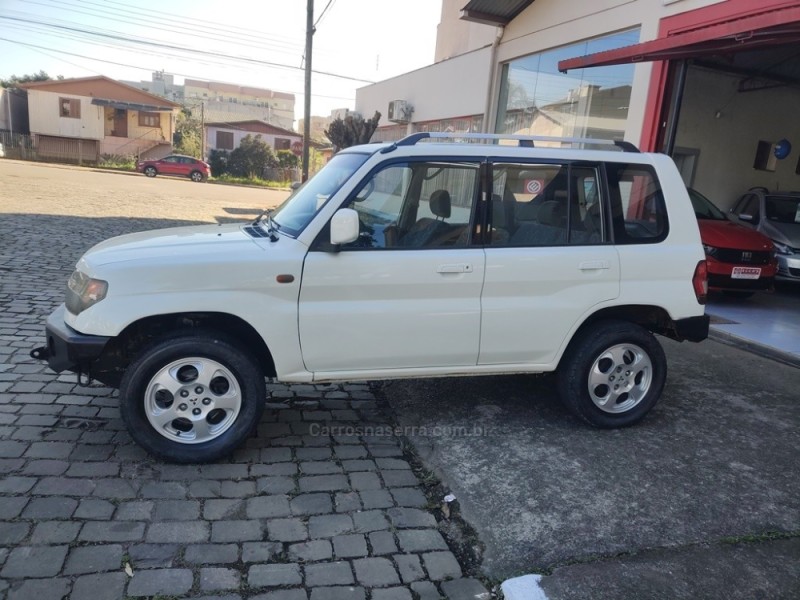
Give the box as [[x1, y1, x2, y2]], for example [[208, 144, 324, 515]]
[[708, 326, 800, 369], [501, 574, 549, 600]]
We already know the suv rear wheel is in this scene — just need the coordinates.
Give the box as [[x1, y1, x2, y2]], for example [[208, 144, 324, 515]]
[[190, 170, 205, 182], [119, 331, 265, 463], [557, 320, 666, 428]]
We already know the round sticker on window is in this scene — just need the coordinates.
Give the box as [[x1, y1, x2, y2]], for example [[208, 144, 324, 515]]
[[525, 179, 544, 194]]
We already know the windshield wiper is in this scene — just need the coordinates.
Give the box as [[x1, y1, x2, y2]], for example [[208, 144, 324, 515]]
[[252, 208, 280, 242]]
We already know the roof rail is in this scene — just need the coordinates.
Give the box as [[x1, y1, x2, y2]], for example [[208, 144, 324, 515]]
[[388, 132, 640, 152]]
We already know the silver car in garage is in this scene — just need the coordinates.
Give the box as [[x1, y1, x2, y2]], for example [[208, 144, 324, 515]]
[[730, 188, 800, 281]]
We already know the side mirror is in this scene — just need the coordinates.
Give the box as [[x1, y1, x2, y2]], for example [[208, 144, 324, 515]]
[[330, 208, 360, 246], [291, 181, 302, 190], [738, 213, 754, 222]]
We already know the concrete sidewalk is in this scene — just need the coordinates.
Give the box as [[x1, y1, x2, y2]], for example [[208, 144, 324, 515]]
[[381, 338, 800, 598]]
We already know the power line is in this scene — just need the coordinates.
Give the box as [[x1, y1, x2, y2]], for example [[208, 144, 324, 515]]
[[0, 15, 375, 84], [314, 0, 338, 27], [0, 37, 356, 102]]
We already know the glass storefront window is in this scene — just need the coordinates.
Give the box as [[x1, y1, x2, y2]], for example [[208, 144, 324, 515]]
[[495, 29, 640, 143]]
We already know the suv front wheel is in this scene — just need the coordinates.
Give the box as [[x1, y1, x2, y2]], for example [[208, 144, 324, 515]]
[[557, 320, 667, 428], [119, 332, 265, 463]]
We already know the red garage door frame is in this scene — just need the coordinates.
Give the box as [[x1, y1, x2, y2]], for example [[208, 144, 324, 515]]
[[558, 0, 800, 151]]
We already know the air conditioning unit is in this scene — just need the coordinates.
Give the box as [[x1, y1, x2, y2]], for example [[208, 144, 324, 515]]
[[388, 100, 413, 123]]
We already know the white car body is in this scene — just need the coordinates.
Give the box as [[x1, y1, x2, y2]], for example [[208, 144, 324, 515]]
[[35, 133, 710, 461], [64, 142, 704, 383]]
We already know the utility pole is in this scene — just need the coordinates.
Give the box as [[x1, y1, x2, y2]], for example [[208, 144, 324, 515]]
[[200, 102, 205, 160], [302, 0, 313, 182]]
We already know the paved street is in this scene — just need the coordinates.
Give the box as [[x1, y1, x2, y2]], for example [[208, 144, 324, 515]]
[[385, 338, 800, 598], [0, 161, 489, 600]]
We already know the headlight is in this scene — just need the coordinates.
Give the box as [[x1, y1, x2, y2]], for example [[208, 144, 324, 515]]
[[772, 241, 793, 256], [702, 244, 718, 257], [65, 270, 108, 315]]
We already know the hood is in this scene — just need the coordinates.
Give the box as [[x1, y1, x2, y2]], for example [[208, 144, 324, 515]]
[[697, 219, 774, 251], [761, 219, 800, 247], [83, 223, 264, 267]]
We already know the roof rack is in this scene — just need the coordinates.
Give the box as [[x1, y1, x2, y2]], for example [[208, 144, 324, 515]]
[[381, 132, 639, 153]]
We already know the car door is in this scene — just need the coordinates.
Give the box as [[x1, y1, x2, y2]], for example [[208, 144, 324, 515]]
[[158, 156, 180, 175], [478, 161, 620, 365], [298, 159, 485, 373]]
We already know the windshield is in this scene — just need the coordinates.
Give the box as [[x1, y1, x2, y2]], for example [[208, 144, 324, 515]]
[[765, 195, 800, 224], [271, 152, 369, 236], [688, 188, 727, 221]]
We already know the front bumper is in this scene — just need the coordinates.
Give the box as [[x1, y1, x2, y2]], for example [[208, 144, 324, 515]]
[[776, 254, 800, 280], [30, 305, 112, 374]]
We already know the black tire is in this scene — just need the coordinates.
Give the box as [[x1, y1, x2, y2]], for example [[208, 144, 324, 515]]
[[557, 320, 666, 428], [144, 166, 157, 177], [722, 290, 755, 299], [190, 170, 205, 182], [119, 331, 265, 463]]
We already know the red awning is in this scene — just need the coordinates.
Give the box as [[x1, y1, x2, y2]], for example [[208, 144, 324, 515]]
[[559, 3, 800, 72]]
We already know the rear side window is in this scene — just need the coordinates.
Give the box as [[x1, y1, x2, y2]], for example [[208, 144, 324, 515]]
[[488, 163, 604, 247], [605, 163, 668, 244]]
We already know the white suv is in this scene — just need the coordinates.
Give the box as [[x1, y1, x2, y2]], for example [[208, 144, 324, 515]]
[[32, 133, 710, 462]]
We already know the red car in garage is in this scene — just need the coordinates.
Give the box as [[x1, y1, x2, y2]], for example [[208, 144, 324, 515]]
[[689, 188, 777, 298]]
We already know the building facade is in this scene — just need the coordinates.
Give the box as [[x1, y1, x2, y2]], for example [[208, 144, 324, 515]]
[[22, 76, 179, 163], [185, 80, 295, 131], [357, 0, 800, 209]]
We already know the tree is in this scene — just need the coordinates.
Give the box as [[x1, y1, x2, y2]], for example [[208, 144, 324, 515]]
[[173, 107, 202, 158], [324, 111, 381, 152], [227, 134, 278, 178], [0, 70, 53, 88], [207, 149, 229, 177], [276, 149, 299, 169]]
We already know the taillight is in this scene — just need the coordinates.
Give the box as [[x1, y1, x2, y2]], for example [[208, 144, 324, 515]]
[[692, 260, 708, 305]]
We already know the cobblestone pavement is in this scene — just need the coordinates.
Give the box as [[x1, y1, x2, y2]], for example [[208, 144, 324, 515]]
[[0, 161, 490, 600]]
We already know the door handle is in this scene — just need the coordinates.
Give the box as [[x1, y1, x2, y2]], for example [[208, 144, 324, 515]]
[[437, 263, 473, 274], [579, 260, 610, 271]]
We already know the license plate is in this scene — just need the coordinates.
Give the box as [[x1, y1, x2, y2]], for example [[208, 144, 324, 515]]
[[732, 267, 761, 279]]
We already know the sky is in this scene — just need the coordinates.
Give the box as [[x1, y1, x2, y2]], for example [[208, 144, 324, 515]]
[[0, 0, 442, 121]]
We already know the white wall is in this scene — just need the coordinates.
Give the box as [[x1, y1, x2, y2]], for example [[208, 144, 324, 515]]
[[675, 66, 800, 210], [27, 90, 103, 140], [355, 46, 492, 128], [205, 126, 301, 152], [434, 0, 496, 62]]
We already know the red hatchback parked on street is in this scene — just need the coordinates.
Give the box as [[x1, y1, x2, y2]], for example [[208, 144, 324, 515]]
[[689, 188, 777, 298], [137, 154, 210, 182]]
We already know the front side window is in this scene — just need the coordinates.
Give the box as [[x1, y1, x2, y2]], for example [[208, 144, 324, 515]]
[[272, 152, 369, 236], [489, 163, 604, 247], [605, 163, 668, 244], [338, 161, 480, 250]]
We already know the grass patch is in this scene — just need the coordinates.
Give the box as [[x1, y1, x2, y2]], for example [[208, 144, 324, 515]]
[[212, 173, 292, 188], [98, 153, 136, 171]]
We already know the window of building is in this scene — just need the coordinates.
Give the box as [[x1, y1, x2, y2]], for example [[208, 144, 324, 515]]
[[495, 29, 640, 141], [216, 131, 234, 150], [59, 98, 80, 119], [138, 112, 161, 128], [274, 138, 291, 150]]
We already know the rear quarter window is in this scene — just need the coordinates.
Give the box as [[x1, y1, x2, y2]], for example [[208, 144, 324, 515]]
[[605, 163, 669, 244]]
